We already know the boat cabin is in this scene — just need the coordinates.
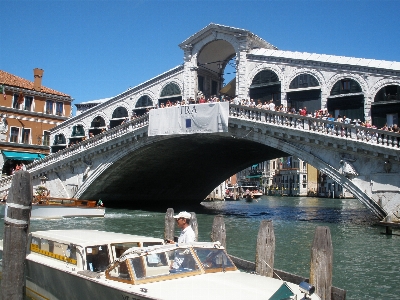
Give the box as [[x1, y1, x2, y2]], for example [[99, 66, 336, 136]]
[[28, 230, 164, 272]]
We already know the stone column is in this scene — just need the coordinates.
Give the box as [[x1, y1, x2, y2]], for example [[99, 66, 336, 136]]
[[236, 36, 249, 100], [182, 45, 197, 101]]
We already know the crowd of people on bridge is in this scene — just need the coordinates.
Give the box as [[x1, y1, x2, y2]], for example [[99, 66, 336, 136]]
[[78, 91, 398, 144]]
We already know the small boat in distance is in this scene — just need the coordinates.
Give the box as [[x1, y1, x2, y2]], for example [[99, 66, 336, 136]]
[[31, 197, 105, 219], [28, 186, 105, 219], [224, 185, 239, 201], [0, 230, 321, 300], [239, 180, 263, 201]]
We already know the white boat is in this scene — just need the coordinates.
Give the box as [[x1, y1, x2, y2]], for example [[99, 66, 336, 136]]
[[0, 230, 321, 300], [224, 186, 239, 201], [239, 180, 263, 201], [30, 197, 105, 219]]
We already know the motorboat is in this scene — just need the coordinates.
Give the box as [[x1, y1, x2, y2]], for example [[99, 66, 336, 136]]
[[224, 185, 238, 201], [0, 230, 164, 299], [239, 180, 263, 201], [0, 229, 321, 300], [30, 197, 105, 219]]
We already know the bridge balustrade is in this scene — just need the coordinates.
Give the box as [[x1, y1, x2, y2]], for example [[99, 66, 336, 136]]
[[25, 114, 149, 172], [229, 105, 400, 149]]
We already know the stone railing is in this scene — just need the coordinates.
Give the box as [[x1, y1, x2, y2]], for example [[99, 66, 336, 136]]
[[26, 114, 150, 173], [0, 175, 14, 190], [229, 105, 400, 149]]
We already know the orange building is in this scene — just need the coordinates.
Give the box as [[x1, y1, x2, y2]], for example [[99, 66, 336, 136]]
[[0, 68, 72, 175]]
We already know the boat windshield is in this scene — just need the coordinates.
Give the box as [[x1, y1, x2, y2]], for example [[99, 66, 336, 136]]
[[105, 243, 237, 284], [106, 246, 202, 283], [193, 247, 235, 273]]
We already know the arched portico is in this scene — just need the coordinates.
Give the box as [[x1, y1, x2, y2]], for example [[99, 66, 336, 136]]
[[179, 23, 277, 100]]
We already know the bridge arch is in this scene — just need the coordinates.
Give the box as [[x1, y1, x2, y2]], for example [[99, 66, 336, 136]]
[[248, 67, 283, 105], [110, 106, 129, 128], [158, 82, 182, 106], [326, 74, 367, 121], [133, 94, 155, 117], [195, 39, 236, 97], [89, 115, 107, 136], [286, 72, 322, 113], [51, 133, 67, 153], [370, 80, 400, 128], [73, 122, 385, 218]]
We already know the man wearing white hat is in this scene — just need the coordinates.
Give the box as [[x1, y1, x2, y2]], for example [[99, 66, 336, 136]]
[[167, 211, 196, 244]]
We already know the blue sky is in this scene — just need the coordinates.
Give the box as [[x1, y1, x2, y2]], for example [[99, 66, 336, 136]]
[[1, 0, 399, 114]]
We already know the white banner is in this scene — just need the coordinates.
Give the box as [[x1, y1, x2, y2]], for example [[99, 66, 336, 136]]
[[148, 102, 229, 136]]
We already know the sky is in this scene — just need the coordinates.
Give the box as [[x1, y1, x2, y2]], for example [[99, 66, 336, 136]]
[[1, 0, 399, 115]]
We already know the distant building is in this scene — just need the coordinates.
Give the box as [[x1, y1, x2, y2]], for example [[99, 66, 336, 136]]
[[0, 68, 72, 175], [317, 171, 354, 198], [75, 97, 111, 116]]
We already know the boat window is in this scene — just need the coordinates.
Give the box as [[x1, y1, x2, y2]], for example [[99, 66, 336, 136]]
[[194, 248, 235, 273], [86, 245, 109, 272], [111, 242, 140, 259], [30, 237, 77, 265]]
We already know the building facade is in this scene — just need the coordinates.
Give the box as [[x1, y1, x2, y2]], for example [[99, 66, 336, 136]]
[[0, 68, 72, 175]]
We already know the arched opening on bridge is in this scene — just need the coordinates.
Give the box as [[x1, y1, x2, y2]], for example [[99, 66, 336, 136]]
[[249, 70, 281, 106], [133, 95, 154, 117], [69, 124, 86, 145], [110, 107, 128, 128], [51, 133, 67, 153], [158, 83, 182, 106], [371, 85, 400, 128], [287, 74, 321, 113], [197, 40, 236, 99], [328, 78, 364, 121], [89, 116, 106, 137]]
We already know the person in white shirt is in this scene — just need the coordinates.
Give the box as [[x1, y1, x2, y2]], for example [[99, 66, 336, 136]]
[[167, 211, 196, 271], [166, 211, 196, 244], [269, 100, 275, 111]]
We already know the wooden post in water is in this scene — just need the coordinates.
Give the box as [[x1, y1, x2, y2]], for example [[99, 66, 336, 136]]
[[211, 215, 226, 248], [190, 212, 198, 241], [1, 171, 32, 300], [164, 208, 174, 242], [255, 220, 275, 277], [310, 226, 333, 300]]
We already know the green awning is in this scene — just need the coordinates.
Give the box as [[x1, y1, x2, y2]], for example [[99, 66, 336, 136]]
[[2, 150, 46, 161], [246, 175, 261, 178]]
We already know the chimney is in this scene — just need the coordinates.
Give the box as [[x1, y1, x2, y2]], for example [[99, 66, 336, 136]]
[[33, 68, 44, 91]]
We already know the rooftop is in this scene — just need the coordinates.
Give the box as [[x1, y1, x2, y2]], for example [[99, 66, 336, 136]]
[[0, 69, 71, 97]]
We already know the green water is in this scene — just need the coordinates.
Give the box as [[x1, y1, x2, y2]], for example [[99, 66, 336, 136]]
[[1, 196, 399, 299]]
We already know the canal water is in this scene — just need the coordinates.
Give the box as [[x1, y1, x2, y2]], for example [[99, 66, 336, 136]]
[[0, 196, 399, 299]]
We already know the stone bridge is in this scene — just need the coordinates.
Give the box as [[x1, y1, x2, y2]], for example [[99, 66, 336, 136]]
[[0, 105, 399, 221]]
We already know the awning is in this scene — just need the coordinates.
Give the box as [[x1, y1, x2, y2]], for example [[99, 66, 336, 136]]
[[246, 175, 262, 178], [2, 150, 46, 161], [220, 78, 236, 97]]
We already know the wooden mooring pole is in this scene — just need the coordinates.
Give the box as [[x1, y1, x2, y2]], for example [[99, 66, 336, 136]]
[[211, 215, 226, 248], [255, 220, 275, 277], [164, 208, 174, 242], [1, 171, 32, 300], [189, 212, 198, 242], [310, 226, 333, 300]]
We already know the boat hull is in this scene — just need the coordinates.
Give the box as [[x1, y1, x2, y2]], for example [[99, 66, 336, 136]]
[[30, 206, 105, 219], [25, 259, 149, 300]]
